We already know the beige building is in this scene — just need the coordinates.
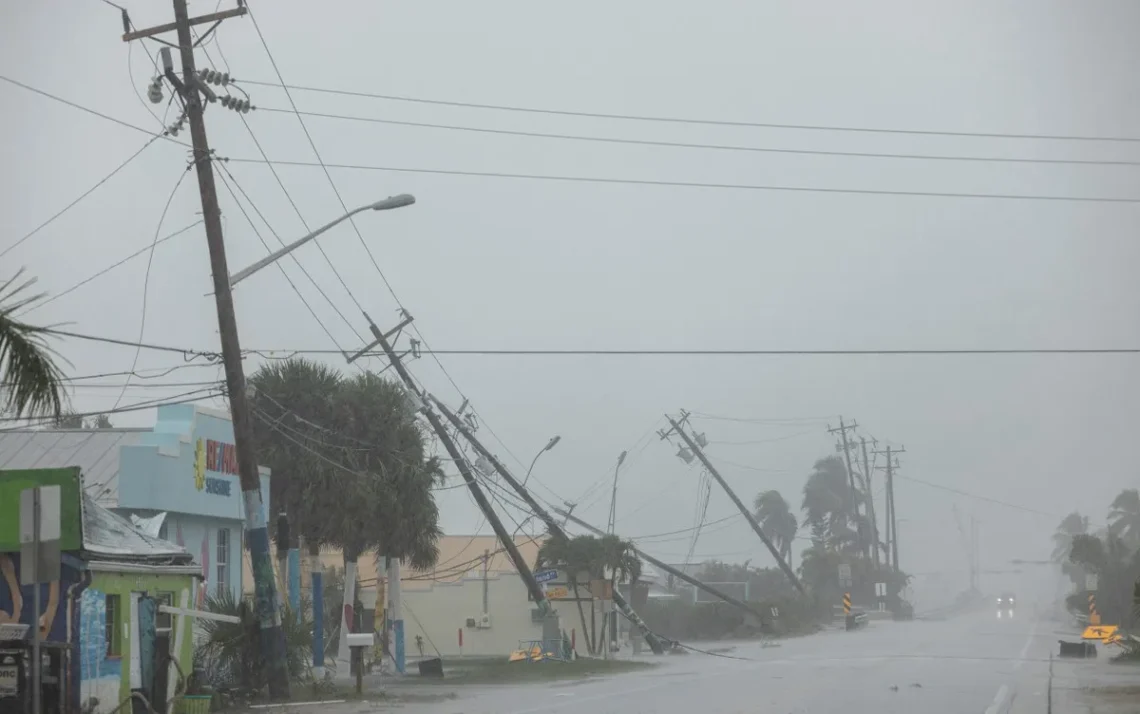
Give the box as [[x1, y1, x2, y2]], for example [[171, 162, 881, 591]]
[[245, 534, 598, 657]]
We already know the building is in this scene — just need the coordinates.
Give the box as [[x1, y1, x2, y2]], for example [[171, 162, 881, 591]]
[[0, 403, 270, 601], [0, 467, 199, 714], [266, 535, 621, 659]]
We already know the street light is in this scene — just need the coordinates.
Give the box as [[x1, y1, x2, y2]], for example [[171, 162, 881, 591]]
[[522, 435, 561, 487], [228, 194, 415, 287]]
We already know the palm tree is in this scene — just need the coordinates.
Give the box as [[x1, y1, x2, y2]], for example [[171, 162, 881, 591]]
[[1, 271, 65, 419], [754, 490, 798, 566], [1109, 490, 1140, 546], [1052, 511, 1089, 562], [536, 533, 596, 652], [802, 456, 859, 552]]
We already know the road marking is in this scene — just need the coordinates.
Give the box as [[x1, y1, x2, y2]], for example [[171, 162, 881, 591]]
[[984, 684, 1009, 714], [1013, 621, 1037, 672]]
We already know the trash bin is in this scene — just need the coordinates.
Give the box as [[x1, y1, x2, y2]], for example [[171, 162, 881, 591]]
[[418, 657, 444, 677], [175, 694, 213, 714]]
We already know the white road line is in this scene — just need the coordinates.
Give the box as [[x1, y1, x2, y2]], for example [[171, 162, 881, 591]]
[[984, 684, 1010, 714], [1013, 621, 1037, 672]]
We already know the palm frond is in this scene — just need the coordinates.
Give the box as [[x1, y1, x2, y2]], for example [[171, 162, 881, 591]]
[[0, 270, 67, 419]]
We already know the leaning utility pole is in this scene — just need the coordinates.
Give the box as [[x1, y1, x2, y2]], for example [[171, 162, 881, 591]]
[[664, 414, 804, 594], [828, 419, 866, 561], [859, 437, 880, 570], [434, 398, 666, 654], [123, 0, 289, 697], [351, 314, 554, 614]]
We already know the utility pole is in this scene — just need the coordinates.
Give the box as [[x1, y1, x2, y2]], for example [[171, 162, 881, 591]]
[[970, 516, 979, 593], [434, 398, 667, 654], [859, 437, 880, 570], [875, 445, 904, 575], [606, 451, 627, 534], [351, 314, 554, 615], [828, 419, 866, 559], [123, 0, 289, 697], [663, 414, 804, 594], [482, 549, 490, 615]]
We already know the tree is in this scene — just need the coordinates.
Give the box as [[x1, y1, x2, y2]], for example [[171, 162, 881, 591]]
[[753, 490, 798, 566], [1109, 490, 1140, 546], [1067, 532, 1140, 627], [1053, 512, 1089, 562], [801, 456, 865, 554], [0, 271, 65, 420]]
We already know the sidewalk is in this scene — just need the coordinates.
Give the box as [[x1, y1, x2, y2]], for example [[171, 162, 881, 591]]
[[1051, 648, 1140, 714]]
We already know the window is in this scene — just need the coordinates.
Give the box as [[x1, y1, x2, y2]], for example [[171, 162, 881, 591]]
[[216, 528, 230, 594], [105, 595, 121, 657], [155, 592, 174, 631]]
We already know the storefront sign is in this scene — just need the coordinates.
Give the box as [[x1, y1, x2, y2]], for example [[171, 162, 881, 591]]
[[194, 439, 233, 496]]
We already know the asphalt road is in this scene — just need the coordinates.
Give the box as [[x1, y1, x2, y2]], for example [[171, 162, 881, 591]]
[[392, 608, 1073, 714]]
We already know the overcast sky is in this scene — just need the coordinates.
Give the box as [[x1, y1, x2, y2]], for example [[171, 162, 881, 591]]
[[4, 0, 1140, 603]]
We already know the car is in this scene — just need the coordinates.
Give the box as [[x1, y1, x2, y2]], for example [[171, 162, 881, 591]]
[[997, 592, 1016, 609]]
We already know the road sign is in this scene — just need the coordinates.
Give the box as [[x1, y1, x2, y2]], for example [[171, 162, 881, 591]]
[[19, 487, 61, 584], [535, 569, 558, 584], [1082, 624, 1118, 641], [1086, 574, 1098, 591], [838, 563, 852, 588], [874, 582, 887, 597], [842, 592, 852, 615]]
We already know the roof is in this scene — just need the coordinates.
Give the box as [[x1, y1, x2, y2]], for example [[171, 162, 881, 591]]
[[81, 491, 193, 565], [0, 429, 144, 505]]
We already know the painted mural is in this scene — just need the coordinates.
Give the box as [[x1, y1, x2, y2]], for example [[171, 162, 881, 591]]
[[79, 588, 120, 711], [0, 553, 74, 642]]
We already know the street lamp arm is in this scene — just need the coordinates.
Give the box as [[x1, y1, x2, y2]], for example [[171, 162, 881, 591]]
[[228, 194, 414, 288]]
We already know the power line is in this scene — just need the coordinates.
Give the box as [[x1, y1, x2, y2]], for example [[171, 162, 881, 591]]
[[0, 74, 186, 146], [1, 136, 164, 259], [111, 166, 193, 412], [256, 106, 1140, 168], [22, 220, 203, 316], [224, 158, 1140, 204], [0, 387, 223, 430], [237, 79, 1140, 144], [894, 472, 1065, 519], [38, 328, 220, 360]]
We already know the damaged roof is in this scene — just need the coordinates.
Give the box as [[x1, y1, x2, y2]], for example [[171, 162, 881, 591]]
[[81, 491, 193, 565]]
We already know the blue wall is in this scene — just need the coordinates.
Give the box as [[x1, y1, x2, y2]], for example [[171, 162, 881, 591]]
[[112, 404, 269, 600]]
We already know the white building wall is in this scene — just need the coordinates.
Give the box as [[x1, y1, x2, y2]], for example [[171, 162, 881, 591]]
[[401, 573, 588, 657]]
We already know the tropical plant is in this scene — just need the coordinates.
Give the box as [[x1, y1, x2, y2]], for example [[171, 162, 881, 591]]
[[1067, 532, 1140, 627], [801, 456, 866, 555], [196, 588, 313, 693], [0, 271, 66, 420], [1109, 490, 1140, 546], [1053, 512, 1090, 562], [753, 490, 798, 565], [51, 411, 113, 429]]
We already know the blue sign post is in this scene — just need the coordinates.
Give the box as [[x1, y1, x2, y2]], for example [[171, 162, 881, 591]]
[[535, 569, 558, 584]]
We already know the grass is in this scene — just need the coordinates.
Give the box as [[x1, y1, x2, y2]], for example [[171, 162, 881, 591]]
[[402, 656, 655, 685]]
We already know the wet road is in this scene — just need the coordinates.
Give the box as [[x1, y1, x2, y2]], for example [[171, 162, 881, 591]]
[[406, 608, 1065, 714]]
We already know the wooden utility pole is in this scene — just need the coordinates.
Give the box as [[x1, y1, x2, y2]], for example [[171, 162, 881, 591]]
[[434, 397, 666, 654], [357, 315, 554, 613], [875, 445, 904, 574], [125, 0, 289, 697], [664, 414, 804, 594], [860, 437, 880, 569], [828, 419, 867, 561]]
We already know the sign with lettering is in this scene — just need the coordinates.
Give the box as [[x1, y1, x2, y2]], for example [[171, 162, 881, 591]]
[[194, 439, 234, 497]]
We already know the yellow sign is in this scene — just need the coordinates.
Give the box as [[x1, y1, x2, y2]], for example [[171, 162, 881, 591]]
[[1082, 624, 1119, 641], [545, 585, 570, 600], [842, 592, 852, 615], [193, 438, 207, 491]]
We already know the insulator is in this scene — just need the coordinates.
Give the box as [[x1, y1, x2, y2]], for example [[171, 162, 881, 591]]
[[147, 79, 164, 104], [198, 68, 232, 87]]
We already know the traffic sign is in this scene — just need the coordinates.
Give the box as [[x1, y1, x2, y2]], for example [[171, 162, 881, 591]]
[[535, 569, 558, 584], [838, 563, 852, 588], [545, 585, 570, 600], [1086, 574, 1099, 591]]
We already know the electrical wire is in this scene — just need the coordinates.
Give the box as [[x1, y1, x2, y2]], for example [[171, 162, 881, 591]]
[[237, 79, 1140, 144], [0, 136, 166, 259], [256, 106, 1140, 168], [54, 365, 220, 382], [227, 157, 1140, 204], [706, 429, 822, 446], [214, 163, 360, 353], [244, 2, 375, 314], [21, 221, 203, 316], [0, 388, 224, 430], [110, 166, 193, 412], [0, 75, 188, 147]]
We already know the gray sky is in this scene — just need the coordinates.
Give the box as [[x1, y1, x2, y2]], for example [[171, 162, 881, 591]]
[[4, 0, 1140, 599]]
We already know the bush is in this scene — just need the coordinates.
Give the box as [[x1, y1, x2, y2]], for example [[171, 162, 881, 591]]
[[639, 596, 824, 641], [193, 589, 314, 696]]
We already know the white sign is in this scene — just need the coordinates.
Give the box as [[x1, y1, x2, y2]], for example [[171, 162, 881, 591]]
[[875, 582, 887, 597], [0, 655, 18, 696], [19, 485, 61, 543], [1087, 574, 1099, 591], [838, 563, 852, 586]]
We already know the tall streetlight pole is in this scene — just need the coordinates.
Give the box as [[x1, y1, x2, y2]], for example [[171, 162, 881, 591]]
[[522, 435, 561, 487]]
